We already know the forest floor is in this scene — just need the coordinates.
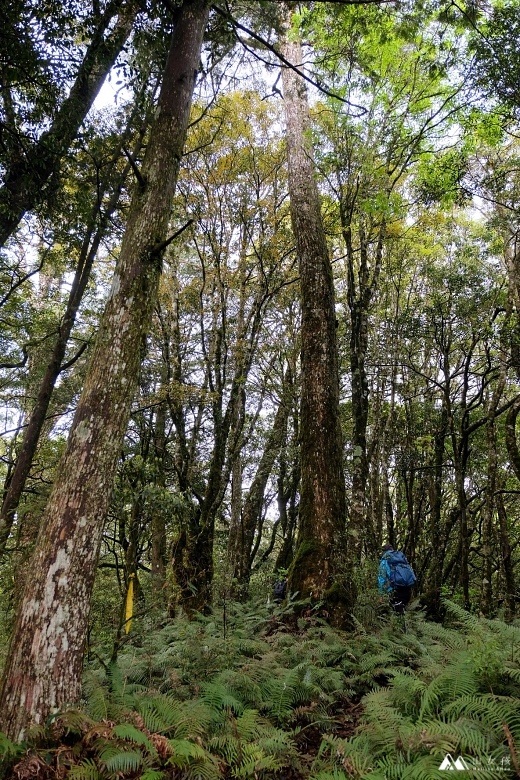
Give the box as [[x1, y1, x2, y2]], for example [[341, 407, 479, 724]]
[[2, 598, 520, 779]]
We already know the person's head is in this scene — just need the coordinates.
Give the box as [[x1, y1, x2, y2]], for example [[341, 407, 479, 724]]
[[381, 543, 393, 554]]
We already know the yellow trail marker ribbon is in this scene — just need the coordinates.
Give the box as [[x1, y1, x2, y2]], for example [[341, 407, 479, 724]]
[[125, 573, 135, 634]]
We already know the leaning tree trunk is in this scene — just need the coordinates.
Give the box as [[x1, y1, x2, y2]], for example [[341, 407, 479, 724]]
[[0, 0, 209, 741], [280, 5, 354, 625], [0, 0, 138, 249]]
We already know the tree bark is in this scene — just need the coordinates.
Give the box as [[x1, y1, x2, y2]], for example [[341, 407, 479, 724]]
[[171, 239, 273, 614], [496, 492, 516, 621], [425, 399, 449, 618], [341, 216, 385, 559], [228, 379, 291, 597], [0, 0, 209, 741], [280, 5, 353, 625], [274, 409, 300, 573], [505, 399, 520, 481]]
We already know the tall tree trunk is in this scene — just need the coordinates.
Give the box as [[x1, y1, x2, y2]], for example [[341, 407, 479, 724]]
[[496, 492, 516, 621], [481, 348, 506, 617], [151, 394, 168, 603], [172, 249, 271, 615], [425, 399, 449, 618], [0, 0, 209, 741], [274, 410, 300, 573], [280, 6, 353, 625], [505, 399, 520, 481], [342, 220, 385, 559], [0, 0, 138, 249], [228, 380, 291, 597]]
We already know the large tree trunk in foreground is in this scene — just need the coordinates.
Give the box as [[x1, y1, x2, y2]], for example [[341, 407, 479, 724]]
[[0, 0, 137, 250], [280, 6, 354, 626], [0, 0, 209, 741]]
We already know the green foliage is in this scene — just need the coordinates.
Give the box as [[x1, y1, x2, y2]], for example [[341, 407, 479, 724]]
[[470, 3, 520, 112], [415, 149, 471, 206], [0, 731, 22, 760], [3, 599, 519, 778], [312, 601, 519, 779]]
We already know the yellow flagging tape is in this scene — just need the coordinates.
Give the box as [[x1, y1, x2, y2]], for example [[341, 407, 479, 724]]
[[125, 573, 135, 634]]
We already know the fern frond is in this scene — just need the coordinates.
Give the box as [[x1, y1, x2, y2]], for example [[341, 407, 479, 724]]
[[233, 751, 283, 777], [50, 709, 94, 736], [234, 708, 265, 741], [100, 746, 144, 774], [167, 738, 208, 762], [0, 731, 23, 759], [137, 694, 212, 738], [419, 654, 478, 717], [67, 758, 101, 780], [209, 734, 239, 765], [442, 693, 520, 736], [211, 669, 264, 708], [83, 671, 109, 722], [167, 739, 222, 780], [504, 666, 520, 684], [139, 771, 165, 780], [202, 682, 245, 716], [112, 722, 157, 755]]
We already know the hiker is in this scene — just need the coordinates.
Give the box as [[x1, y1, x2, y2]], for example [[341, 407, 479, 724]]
[[273, 577, 288, 603], [378, 543, 416, 614]]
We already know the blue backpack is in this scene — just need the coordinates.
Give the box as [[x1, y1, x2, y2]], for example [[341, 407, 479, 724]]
[[386, 551, 416, 588]]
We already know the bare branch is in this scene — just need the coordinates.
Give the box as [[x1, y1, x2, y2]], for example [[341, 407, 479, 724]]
[[211, 4, 368, 113]]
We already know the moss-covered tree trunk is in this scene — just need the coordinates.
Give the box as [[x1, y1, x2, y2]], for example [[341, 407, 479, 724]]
[[280, 5, 354, 625], [0, 0, 209, 741]]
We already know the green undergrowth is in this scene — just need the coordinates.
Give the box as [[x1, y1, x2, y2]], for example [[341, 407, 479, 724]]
[[2, 599, 520, 779]]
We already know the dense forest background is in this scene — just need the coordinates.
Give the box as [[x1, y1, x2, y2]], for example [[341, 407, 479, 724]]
[[1, 0, 520, 776]]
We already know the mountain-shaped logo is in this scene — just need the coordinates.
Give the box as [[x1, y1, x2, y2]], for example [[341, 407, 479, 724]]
[[439, 754, 471, 770]]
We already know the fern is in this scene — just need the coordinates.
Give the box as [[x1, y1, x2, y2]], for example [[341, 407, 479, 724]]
[[83, 671, 110, 721], [68, 758, 101, 780], [142, 695, 214, 739], [202, 681, 245, 715], [57, 601, 513, 780], [233, 751, 283, 778], [100, 746, 144, 774], [419, 653, 479, 717], [140, 771, 166, 780], [167, 739, 222, 779], [0, 731, 22, 759], [111, 722, 157, 755]]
